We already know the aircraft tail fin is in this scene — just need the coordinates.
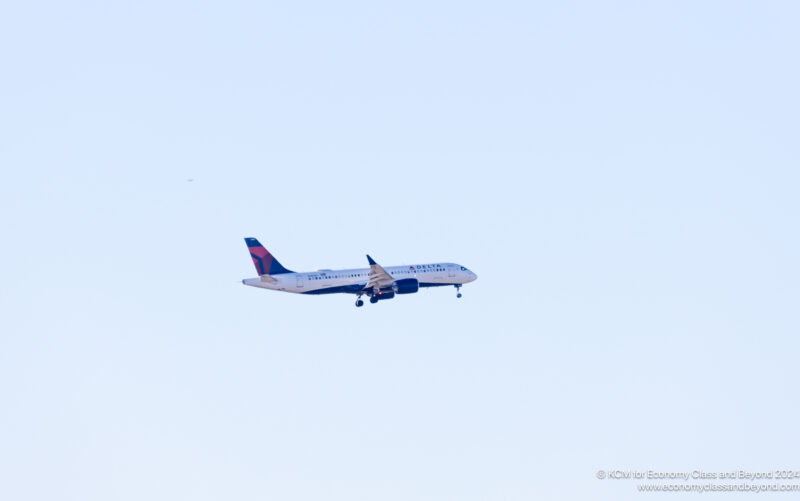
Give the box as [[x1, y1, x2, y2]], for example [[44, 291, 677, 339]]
[[244, 238, 294, 275]]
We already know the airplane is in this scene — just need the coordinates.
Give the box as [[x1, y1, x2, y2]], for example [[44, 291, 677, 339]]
[[241, 237, 478, 307]]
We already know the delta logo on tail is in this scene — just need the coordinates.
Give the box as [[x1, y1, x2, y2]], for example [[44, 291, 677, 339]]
[[241, 238, 477, 307], [245, 237, 293, 275]]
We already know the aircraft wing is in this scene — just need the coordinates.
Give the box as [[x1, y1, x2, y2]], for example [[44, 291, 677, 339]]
[[365, 255, 395, 290]]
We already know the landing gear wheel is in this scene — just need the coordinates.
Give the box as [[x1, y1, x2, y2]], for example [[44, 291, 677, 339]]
[[455, 284, 462, 298], [457, 293, 462, 298], [369, 296, 379, 304], [355, 299, 364, 307]]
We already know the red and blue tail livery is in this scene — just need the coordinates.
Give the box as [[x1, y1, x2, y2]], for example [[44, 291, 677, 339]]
[[244, 238, 294, 275], [241, 237, 477, 307]]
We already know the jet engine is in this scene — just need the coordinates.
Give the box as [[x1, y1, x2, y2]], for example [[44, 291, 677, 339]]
[[393, 278, 420, 294], [373, 291, 396, 301]]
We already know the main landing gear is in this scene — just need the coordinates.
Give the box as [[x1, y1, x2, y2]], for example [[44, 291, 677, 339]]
[[354, 293, 379, 306], [455, 284, 462, 298]]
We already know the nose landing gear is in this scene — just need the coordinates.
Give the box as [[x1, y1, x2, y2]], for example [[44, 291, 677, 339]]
[[455, 284, 462, 298]]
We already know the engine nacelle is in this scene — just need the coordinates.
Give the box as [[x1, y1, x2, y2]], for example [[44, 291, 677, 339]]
[[374, 291, 395, 300], [394, 278, 419, 294]]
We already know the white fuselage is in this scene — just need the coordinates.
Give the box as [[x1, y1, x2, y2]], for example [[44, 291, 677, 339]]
[[242, 262, 477, 294]]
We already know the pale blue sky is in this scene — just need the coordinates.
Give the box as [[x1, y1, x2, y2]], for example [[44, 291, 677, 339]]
[[1, 1, 799, 500]]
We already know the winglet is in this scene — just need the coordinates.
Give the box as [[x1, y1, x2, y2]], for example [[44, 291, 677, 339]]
[[367, 254, 377, 265]]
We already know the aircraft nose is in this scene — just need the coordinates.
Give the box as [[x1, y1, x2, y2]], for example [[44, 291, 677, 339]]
[[468, 271, 478, 282]]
